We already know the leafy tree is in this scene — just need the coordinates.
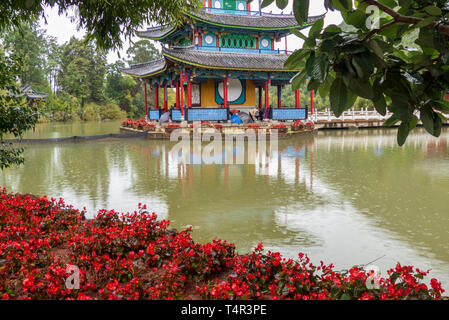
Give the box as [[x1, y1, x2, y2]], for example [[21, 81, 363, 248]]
[[46, 37, 63, 94], [105, 61, 138, 114], [263, 0, 449, 145], [127, 40, 162, 65], [0, 52, 39, 169], [58, 37, 107, 107], [106, 41, 162, 117], [2, 21, 51, 93]]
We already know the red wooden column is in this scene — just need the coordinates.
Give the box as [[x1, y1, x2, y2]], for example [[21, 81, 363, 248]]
[[295, 89, 300, 108], [264, 79, 270, 119], [198, 31, 203, 46], [224, 75, 229, 109], [277, 85, 282, 108], [187, 74, 192, 108], [163, 85, 168, 112], [176, 80, 180, 109], [285, 36, 288, 55], [155, 85, 159, 110], [144, 81, 148, 119], [180, 70, 184, 117], [310, 90, 314, 115]]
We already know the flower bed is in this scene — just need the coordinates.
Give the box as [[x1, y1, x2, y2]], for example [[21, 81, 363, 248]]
[[0, 189, 444, 300], [292, 120, 305, 131], [305, 121, 315, 130]]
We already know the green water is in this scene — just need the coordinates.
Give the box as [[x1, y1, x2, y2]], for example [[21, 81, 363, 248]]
[[1, 121, 449, 289]]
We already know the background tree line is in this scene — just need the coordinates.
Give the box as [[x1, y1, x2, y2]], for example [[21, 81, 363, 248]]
[[1, 20, 164, 122]]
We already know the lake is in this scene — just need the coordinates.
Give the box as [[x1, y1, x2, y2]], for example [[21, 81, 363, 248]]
[[2, 120, 449, 289]]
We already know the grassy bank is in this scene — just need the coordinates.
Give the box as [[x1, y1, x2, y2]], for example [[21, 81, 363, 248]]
[[0, 189, 444, 300]]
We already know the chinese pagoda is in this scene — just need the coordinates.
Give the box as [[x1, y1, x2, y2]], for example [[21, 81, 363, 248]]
[[122, 0, 323, 122]]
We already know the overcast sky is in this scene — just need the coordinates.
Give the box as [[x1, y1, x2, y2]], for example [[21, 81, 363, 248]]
[[39, 1, 343, 64]]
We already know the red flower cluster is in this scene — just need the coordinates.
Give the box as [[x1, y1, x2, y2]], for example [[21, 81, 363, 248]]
[[247, 124, 260, 128], [122, 118, 155, 130], [0, 189, 445, 300], [305, 122, 315, 129], [272, 124, 287, 128]]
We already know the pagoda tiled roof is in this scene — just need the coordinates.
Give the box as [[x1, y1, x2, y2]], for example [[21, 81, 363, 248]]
[[138, 10, 326, 39], [120, 59, 167, 77], [16, 84, 49, 100], [163, 46, 295, 72], [121, 46, 300, 78], [187, 10, 325, 30]]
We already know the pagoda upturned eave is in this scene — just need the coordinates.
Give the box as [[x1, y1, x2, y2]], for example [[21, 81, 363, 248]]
[[120, 58, 167, 78]]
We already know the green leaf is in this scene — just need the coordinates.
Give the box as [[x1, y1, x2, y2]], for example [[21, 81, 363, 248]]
[[366, 39, 384, 59], [352, 52, 374, 79], [384, 114, 400, 127], [345, 9, 366, 28], [424, 5, 442, 16], [414, 16, 437, 28], [284, 49, 310, 69], [341, 293, 351, 300], [322, 24, 342, 35], [305, 51, 316, 76], [416, 27, 437, 49], [261, 0, 275, 8], [290, 28, 308, 41], [311, 54, 330, 82], [276, 0, 289, 10], [319, 72, 335, 99], [307, 78, 320, 91], [291, 69, 307, 90], [434, 114, 443, 137], [420, 105, 436, 136], [373, 95, 387, 116], [433, 100, 449, 113], [330, 77, 348, 117], [309, 18, 324, 37], [320, 38, 340, 52], [378, 0, 397, 8], [397, 121, 410, 146], [409, 115, 419, 131], [293, 0, 310, 25], [332, 0, 352, 11], [347, 78, 375, 99]]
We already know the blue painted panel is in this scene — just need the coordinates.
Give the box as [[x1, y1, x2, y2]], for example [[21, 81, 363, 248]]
[[271, 108, 307, 120], [259, 37, 271, 49], [186, 108, 229, 121], [149, 110, 161, 120], [195, 45, 286, 54], [202, 32, 216, 47], [213, 0, 223, 9], [171, 109, 183, 121]]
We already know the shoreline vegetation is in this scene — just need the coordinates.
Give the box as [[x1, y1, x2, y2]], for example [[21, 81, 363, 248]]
[[0, 189, 445, 300]]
